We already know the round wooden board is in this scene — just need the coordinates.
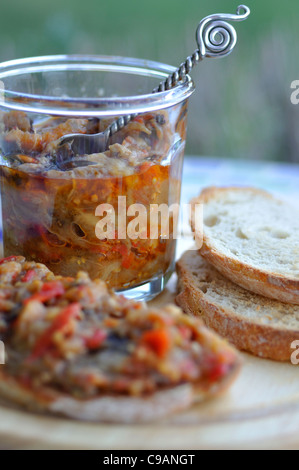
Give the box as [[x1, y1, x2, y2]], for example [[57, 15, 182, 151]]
[[0, 240, 298, 450]]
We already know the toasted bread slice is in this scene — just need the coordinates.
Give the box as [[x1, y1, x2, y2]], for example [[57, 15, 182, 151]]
[[0, 256, 241, 423], [176, 250, 299, 361], [191, 187, 299, 304], [0, 364, 240, 424]]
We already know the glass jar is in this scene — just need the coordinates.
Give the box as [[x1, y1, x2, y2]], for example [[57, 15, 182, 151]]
[[0, 55, 194, 300]]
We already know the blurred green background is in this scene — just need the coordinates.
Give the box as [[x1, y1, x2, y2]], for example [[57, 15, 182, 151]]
[[0, 0, 298, 162]]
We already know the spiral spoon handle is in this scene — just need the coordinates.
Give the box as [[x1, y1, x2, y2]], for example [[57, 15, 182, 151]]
[[57, 5, 250, 160], [154, 4, 250, 93], [111, 5, 250, 134]]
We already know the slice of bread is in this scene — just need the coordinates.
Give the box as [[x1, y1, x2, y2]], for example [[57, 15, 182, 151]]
[[176, 250, 299, 361], [0, 255, 241, 423], [191, 187, 299, 304]]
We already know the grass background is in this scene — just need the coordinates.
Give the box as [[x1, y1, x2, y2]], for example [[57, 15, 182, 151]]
[[0, 0, 299, 161]]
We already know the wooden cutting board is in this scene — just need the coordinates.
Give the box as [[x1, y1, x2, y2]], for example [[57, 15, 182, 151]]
[[0, 240, 298, 450]]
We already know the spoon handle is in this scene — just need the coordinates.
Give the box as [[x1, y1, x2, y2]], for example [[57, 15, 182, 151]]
[[154, 4, 250, 92], [107, 5, 250, 139]]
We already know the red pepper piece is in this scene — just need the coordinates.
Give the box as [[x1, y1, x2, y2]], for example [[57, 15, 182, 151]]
[[208, 362, 230, 383], [17, 154, 39, 164], [24, 281, 65, 304], [138, 161, 152, 173], [142, 328, 171, 358], [84, 329, 107, 350], [178, 326, 192, 341], [112, 244, 134, 268], [0, 256, 18, 265], [27, 303, 81, 362], [133, 116, 144, 123], [205, 351, 235, 383], [21, 269, 36, 283]]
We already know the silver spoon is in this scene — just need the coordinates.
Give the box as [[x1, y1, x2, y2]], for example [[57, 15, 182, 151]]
[[57, 5, 250, 170]]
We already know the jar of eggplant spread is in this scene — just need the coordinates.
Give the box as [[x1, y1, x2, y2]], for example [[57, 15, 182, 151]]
[[0, 55, 194, 300]]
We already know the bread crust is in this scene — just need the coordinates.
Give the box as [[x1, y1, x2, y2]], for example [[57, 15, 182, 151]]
[[0, 365, 240, 423], [191, 186, 299, 305], [176, 251, 299, 361]]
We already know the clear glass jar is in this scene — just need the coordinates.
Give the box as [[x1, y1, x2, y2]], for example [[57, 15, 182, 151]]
[[0, 55, 194, 300]]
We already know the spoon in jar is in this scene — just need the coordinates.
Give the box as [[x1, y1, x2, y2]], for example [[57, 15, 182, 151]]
[[56, 4, 250, 170]]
